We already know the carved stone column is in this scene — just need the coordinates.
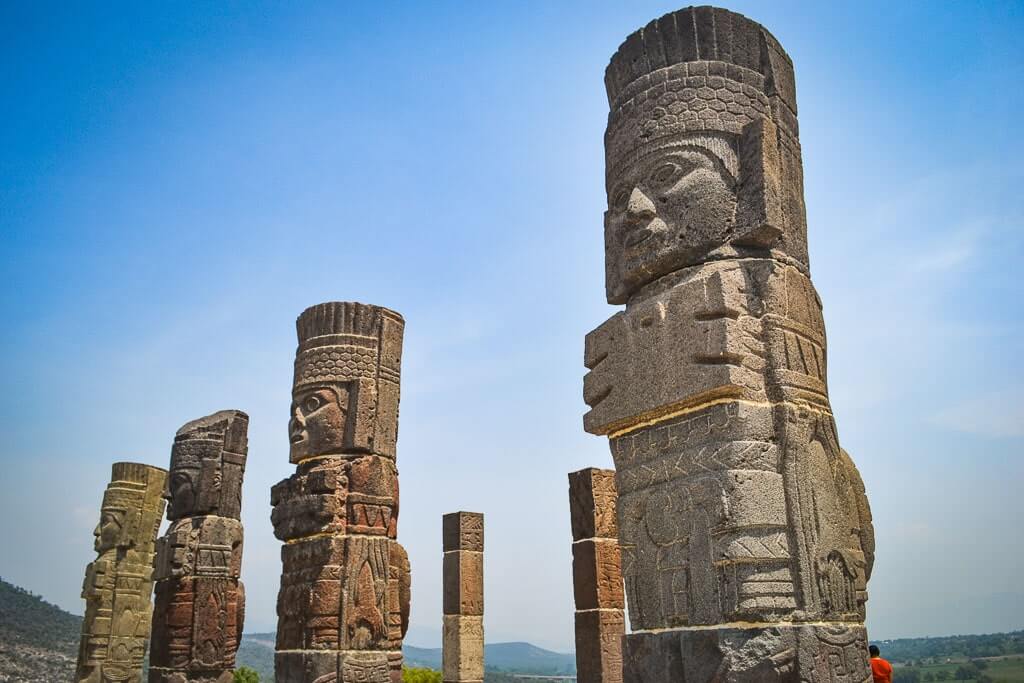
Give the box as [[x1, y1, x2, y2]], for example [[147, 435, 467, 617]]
[[271, 302, 411, 683], [568, 468, 623, 683], [150, 410, 249, 683], [442, 512, 484, 683], [583, 7, 875, 682], [76, 462, 167, 683]]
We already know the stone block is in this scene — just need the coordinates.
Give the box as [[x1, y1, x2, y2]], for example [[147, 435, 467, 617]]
[[443, 550, 483, 616], [568, 468, 618, 541], [572, 539, 624, 610], [574, 610, 624, 683], [621, 624, 870, 683], [443, 511, 484, 552], [442, 615, 484, 682], [584, 262, 768, 435]]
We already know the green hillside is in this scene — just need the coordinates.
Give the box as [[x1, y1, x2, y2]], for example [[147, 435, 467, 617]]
[[0, 576, 82, 681]]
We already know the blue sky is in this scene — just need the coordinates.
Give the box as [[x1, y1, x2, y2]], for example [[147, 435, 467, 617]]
[[1, 1, 1022, 652]]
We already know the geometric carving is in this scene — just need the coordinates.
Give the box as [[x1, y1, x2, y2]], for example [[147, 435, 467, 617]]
[[76, 462, 168, 683], [273, 302, 411, 683], [585, 7, 875, 681], [442, 512, 484, 683], [151, 410, 249, 683], [568, 468, 624, 683]]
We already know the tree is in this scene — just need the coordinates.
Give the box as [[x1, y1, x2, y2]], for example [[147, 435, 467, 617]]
[[233, 667, 260, 683], [403, 667, 442, 683]]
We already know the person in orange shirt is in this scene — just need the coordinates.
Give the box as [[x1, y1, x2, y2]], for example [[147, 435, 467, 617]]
[[869, 645, 893, 683]]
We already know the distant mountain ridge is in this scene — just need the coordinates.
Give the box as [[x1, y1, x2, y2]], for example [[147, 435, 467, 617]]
[[243, 634, 576, 676], [0, 576, 82, 682]]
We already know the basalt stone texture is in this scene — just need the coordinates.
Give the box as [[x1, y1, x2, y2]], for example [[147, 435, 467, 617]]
[[583, 7, 874, 682], [272, 303, 411, 683], [150, 410, 249, 683], [76, 462, 167, 683], [621, 624, 870, 683], [568, 468, 624, 683], [443, 512, 484, 683], [442, 616, 484, 683]]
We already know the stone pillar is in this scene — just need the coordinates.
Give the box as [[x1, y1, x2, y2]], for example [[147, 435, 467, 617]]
[[271, 302, 411, 683], [568, 468, 623, 683], [76, 462, 167, 683], [442, 512, 483, 683], [583, 7, 876, 682], [150, 410, 249, 683]]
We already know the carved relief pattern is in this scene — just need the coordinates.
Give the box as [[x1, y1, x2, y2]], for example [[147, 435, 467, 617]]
[[273, 303, 410, 683], [150, 410, 248, 683], [76, 462, 168, 683], [585, 6, 875, 682], [443, 512, 484, 683], [568, 469, 624, 683]]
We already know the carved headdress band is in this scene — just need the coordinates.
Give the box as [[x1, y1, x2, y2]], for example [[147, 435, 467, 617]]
[[604, 6, 797, 166]]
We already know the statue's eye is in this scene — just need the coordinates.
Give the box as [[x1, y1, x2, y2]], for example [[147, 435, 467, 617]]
[[304, 396, 322, 412], [651, 163, 678, 184]]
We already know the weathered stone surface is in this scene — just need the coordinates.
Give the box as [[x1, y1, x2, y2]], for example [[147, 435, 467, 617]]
[[574, 610, 624, 683], [443, 511, 484, 552], [272, 302, 411, 681], [568, 468, 618, 541], [569, 468, 624, 683], [443, 512, 484, 683], [443, 550, 483, 616], [76, 462, 167, 683], [584, 6, 874, 681], [572, 539, 624, 611], [621, 624, 871, 683], [150, 410, 248, 683], [275, 650, 392, 683], [442, 615, 484, 683]]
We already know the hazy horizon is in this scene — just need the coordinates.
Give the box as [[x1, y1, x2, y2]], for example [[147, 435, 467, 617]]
[[2, 1, 1022, 652]]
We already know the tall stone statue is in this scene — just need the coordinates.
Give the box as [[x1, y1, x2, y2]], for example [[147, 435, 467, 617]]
[[150, 410, 249, 683], [583, 7, 875, 681], [271, 302, 411, 683], [76, 462, 168, 683]]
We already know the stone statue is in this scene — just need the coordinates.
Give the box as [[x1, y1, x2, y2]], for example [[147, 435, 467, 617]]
[[150, 410, 249, 683], [76, 462, 167, 683], [271, 302, 411, 683], [583, 7, 875, 681]]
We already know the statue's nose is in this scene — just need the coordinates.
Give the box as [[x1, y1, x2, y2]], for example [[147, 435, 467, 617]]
[[626, 187, 656, 221]]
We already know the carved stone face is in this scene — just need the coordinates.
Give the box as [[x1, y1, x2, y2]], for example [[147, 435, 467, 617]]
[[290, 385, 349, 460], [166, 468, 198, 518], [94, 509, 125, 553], [605, 146, 737, 302]]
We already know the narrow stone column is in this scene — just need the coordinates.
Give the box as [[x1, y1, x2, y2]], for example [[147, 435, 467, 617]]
[[583, 7, 876, 682], [150, 410, 249, 683], [568, 468, 624, 683], [442, 512, 484, 683], [271, 302, 411, 683], [76, 462, 167, 683]]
